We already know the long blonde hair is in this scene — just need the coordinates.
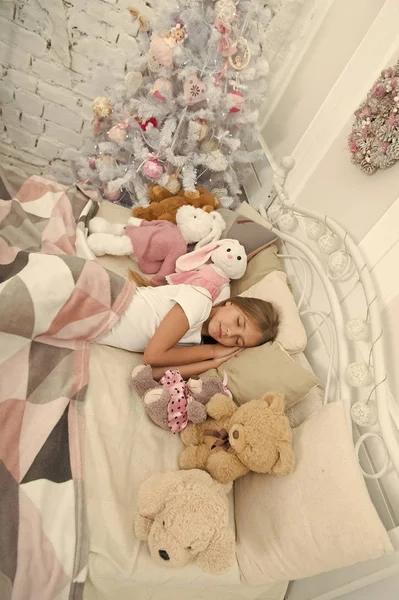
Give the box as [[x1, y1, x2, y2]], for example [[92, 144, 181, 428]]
[[128, 269, 154, 287]]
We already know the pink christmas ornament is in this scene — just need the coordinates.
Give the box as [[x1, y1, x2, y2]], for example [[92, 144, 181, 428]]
[[184, 75, 207, 106], [103, 184, 122, 202], [149, 36, 173, 70], [151, 78, 173, 102], [143, 158, 163, 179], [108, 120, 129, 143], [228, 90, 245, 113]]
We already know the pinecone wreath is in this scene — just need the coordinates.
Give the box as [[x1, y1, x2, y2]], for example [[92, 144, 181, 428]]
[[348, 60, 399, 174]]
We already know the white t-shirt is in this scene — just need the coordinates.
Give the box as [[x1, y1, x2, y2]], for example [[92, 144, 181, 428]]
[[97, 284, 213, 352]]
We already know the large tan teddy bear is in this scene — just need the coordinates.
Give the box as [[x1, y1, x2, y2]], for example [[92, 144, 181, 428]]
[[179, 392, 295, 484], [134, 469, 235, 574], [132, 185, 220, 223]]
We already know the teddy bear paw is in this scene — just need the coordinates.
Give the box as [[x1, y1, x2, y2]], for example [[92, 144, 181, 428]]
[[144, 389, 170, 430], [131, 364, 147, 379], [187, 378, 203, 395], [179, 446, 199, 470], [186, 401, 207, 423], [144, 388, 165, 405]]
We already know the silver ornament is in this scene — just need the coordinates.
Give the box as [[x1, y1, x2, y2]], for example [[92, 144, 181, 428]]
[[346, 362, 373, 387], [306, 220, 326, 241], [345, 318, 370, 341], [351, 400, 378, 427], [211, 187, 228, 200], [267, 203, 282, 223], [277, 212, 298, 232], [317, 233, 340, 254], [328, 250, 352, 279], [125, 71, 143, 93]]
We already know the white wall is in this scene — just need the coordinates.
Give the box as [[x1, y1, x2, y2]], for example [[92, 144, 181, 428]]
[[262, 0, 386, 162], [259, 2, 399, 599], [261, 0, 399, 242], [0, 0, 148, 183]]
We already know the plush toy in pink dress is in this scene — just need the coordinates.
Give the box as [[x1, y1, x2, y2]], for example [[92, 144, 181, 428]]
[[166, 239, 247, 303]]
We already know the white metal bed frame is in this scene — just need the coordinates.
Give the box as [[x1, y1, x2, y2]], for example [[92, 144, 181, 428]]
[[252, 139, 399, 538]]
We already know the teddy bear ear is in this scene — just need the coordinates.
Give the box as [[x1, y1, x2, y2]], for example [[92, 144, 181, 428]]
[[195, 527, 235, 573], [262, 391, 285, 413], [272, 441, 295, 476], [137, 472, 177, 518]]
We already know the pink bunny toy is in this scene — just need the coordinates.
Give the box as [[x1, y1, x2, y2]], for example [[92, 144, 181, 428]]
[[166, 239, 247, 303]]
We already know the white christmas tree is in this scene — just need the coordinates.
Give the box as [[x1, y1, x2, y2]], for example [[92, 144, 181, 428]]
[[77, 0, 272, 208]]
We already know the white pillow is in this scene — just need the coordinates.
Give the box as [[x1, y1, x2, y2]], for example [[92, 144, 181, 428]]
[[239, 270, 307, 353], [234, 402, 393, 584]]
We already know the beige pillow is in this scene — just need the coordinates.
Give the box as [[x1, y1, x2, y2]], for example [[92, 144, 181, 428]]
[[234, 402, 393, 584], [202, 342, 318, 408], [235, 270, 307, 354], [231, 244, 282, 294]]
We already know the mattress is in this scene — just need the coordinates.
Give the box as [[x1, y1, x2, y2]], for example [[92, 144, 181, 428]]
[[81, 201, 319, 599]]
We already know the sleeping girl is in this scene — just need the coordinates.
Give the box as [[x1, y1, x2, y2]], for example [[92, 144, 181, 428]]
[[97, 278, 279, 380]]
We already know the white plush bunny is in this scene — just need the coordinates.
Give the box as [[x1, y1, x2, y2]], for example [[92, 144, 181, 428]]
[[166, 239, 247, 303], [87, 206, 225, 256], [87, 206, 226, 285]]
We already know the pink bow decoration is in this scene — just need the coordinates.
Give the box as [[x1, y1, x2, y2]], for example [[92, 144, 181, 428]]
[[160, 369, 193, 434], [215, 18, 232, 35], [217, 35, 237, 58]]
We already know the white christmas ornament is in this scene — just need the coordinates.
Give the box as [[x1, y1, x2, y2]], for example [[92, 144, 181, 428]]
[[125, 71, 143, 93], [306, 220, 326, 241], [346, 362, 373, 387], [277, 211, 298, 232], [267, 203, 282, 223], [211, 187, 228, 200], [317, 233, 340, 254], [328, 250, 352, 279], [345, 318, 370, 341], [351, 400, 378, 427]]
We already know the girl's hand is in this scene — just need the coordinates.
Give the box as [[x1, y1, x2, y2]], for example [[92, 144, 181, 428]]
[[213, 348, 242, 368], [212, 344, 240, 360]]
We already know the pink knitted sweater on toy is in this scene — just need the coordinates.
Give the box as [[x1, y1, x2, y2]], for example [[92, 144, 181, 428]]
[[125, 220, 187, 285]]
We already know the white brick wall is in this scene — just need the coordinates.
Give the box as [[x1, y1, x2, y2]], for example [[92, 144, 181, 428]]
[[0, 0, 147, 184]]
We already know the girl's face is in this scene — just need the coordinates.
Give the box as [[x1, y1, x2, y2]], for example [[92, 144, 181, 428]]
[[207, 302, 262, 348]]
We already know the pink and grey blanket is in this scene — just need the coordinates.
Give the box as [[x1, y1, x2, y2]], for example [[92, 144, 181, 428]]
[[0, 176, 135, 599]]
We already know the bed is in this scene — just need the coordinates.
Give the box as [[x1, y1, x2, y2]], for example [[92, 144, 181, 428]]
[[0, 146, 398, 600]]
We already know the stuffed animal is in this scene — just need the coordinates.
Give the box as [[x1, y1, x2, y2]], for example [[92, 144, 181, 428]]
[[179, 392, 295, 484], [87, 206, 225, 285], [167, 238, 247, 303], [134, 469, 235, 573], [131, 365, 230, 432], [133, 185, 220, 223]]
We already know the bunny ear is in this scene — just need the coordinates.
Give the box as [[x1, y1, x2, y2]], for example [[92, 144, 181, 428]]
[[195, 213, 226, 249], [175, 241, 219, 272]]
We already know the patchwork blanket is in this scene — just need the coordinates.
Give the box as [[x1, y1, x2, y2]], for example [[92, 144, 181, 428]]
[[0, 177, 135, 600]]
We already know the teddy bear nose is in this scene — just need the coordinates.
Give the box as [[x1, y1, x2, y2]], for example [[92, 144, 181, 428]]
[[233, 430, 239, 439], [227, 254, 233, 259], [159, 549, 170, 561]]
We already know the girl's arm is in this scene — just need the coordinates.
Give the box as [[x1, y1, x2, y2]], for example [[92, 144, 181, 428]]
[[143, 304, 237, 367], [151, 351, 241, 381]]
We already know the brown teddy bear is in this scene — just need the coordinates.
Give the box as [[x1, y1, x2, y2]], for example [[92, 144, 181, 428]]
[[134, 469, 235, 573], [132, 185, 220, 223], [179, 392, 295, 484]]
